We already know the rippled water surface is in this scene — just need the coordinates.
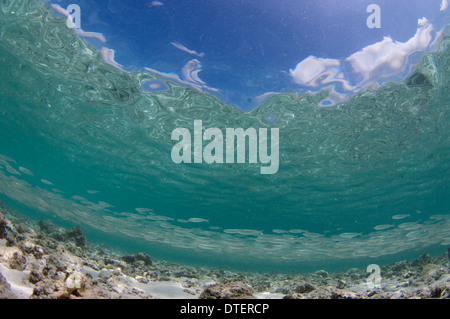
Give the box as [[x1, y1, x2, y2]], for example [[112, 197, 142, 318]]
[[0, 0, 450, 272]]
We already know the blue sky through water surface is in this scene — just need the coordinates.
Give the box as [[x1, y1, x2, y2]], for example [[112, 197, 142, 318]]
[[49, 0, 449, 110]]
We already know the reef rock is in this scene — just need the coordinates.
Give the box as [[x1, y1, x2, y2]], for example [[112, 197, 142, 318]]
[[65, 226, 86, 248], [31, 278, 69, 299], [65, 271, 86, 293], [199, 281, 256, 299], [121, 252, 152, 266], [0, 212, 17, 244]]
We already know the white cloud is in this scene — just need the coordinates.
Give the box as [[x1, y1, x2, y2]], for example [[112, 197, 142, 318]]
[[346, 18, 434, 85], [290, 56, 340, 86], [289, 18, 436, 105], [181, 59, 206, 85], [150, 1, 164, 7], [74, 29, 106, 43], [441, 0, 449, 11], [170, 41, 205, 58], [145, 59, 219, 93], [51, 4, 106, 43], [100, 47, 123, 70], [289, 56, 355, 92]]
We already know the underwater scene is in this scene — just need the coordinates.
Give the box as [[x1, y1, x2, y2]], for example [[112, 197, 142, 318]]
[[0, 0, 450, 300]]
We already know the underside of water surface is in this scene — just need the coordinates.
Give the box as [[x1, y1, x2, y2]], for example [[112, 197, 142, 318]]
[[0, 0, 450, 273]]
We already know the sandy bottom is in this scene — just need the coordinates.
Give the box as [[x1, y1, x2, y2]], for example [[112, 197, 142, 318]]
[[0, 204, 449, 299]]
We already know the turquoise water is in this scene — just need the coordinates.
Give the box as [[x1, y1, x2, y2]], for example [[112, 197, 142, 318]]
[[0, 0, 450, 272]]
